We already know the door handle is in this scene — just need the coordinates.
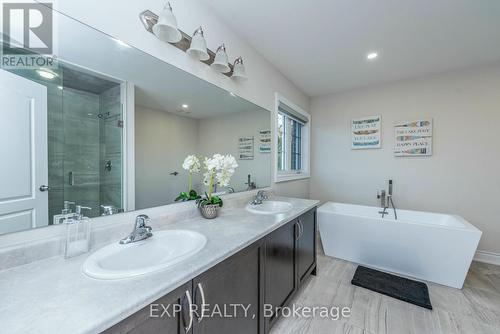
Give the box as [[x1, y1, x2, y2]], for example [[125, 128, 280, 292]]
[[39, 185, 50, 192], [295, 221, 300, 240], [182, 290, 193, 332], [195, 283, 207, 323], [68, 171, 74, 186]]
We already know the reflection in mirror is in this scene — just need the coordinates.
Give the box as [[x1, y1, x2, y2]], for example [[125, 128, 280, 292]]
[[2, 61, 124, 230], [135, 100, 270, 209], [0, 7, 270, 235]]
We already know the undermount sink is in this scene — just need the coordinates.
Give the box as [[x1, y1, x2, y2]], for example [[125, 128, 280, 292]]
[[83, 230, 207, 280], [246, 201, 293, 215]]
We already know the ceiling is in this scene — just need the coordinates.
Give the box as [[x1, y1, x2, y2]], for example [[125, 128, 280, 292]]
[[62, 65, 119, 95], [202, 0, 500, 96]]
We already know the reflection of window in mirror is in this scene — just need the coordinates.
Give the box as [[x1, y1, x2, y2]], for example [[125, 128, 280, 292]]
[[274, 94, 311, 182]]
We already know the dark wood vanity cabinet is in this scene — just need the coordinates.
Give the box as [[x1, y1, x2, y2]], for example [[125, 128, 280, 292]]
[[264, 219, 298, 325], [104, 281, 194, 334], [193, 239, 265, 334], [104, 240, 264, 334], [103, 208, 316, 334], [264, 208, 317, 331], [297, 208, 317, 283]]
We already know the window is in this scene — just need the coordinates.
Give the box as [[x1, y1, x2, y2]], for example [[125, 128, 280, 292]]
[[274, 94, 310, 182]]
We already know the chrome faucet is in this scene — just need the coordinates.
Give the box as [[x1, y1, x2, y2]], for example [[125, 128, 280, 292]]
[[377, 180, 398, 219], [377, 190, 388, 218], [251, 190, 268, 205], [74, 205, 92, 220], [101, 205, 118, 216], [245, 174, 256, 191], [119, 214, 153, 244]]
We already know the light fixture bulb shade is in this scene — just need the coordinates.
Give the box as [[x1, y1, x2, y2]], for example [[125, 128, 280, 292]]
[[152, 3, 182, 43], [231, 58, 247, 80], [211, 44, 230, 73], [187, 30, 209, 61]]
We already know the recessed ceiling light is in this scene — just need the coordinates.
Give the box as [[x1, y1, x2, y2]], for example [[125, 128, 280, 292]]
[[36, 69, 58, 80], [181, 104, 189, 109], [366, 52, 378, 60]]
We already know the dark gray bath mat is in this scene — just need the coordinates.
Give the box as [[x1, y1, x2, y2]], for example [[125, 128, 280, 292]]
[[351, 266, 432, 310]]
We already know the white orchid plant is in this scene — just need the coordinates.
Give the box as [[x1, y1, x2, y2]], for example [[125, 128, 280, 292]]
[[175, 155, 202, 202], [197, 154, 238, 208]]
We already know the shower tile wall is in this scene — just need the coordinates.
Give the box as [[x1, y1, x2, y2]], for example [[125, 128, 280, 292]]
[[62, 88, 101, 217], [99, 86, 123, 211], [47, 85, 64, 222]]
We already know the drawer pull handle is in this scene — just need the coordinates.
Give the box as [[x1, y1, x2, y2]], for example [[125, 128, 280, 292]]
[[196, 283, 207, 323], [182, 290, 193, 332]]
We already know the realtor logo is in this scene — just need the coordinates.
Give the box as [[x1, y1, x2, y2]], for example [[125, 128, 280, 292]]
[[1, 1, 56, 68]]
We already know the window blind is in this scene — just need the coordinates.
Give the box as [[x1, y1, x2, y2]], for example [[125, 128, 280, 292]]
[[278, 102, 308, 124]]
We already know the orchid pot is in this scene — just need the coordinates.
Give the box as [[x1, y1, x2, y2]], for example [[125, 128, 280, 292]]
[[196, 154, 238, 219]]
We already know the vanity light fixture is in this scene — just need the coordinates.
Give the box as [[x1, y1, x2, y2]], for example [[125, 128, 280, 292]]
[[367, 52, 378, 60], [139, 9, 243, 78], [187, 26, 209, 61], [231, 57, 247, 80], [152, 2, 182, 43], [36, 69, 58, 80], [57, 86, 63, 90], [211, 44, 231, 73]]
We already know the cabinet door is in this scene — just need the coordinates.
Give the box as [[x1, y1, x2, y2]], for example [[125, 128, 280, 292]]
[[264, 220, 298, 327], [103, 281, 194, 334], [192, 240, 264, 334], [297, 208, 317, 283]]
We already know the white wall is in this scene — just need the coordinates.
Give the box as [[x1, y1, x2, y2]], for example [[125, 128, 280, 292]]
[[197, 109, 272, 192], [310, 64, 500, 254], [135, 106, 199, 209], [57, 0, 310, 198]]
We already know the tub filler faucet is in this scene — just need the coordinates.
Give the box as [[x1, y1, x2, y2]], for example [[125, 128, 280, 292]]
[[377, 180, 398, 220]]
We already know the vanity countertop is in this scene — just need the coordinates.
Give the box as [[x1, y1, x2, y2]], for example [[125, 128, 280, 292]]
[[0, 197, 319, 334]]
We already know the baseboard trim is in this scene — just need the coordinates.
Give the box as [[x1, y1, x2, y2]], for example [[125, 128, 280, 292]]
[[474, 250, 500, 266]]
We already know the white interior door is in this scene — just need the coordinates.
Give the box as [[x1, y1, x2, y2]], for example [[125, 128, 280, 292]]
[[0, 69, 48, 234]]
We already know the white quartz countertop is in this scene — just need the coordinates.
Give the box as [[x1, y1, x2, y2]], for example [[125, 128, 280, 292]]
[[0, 197, 319, 334]]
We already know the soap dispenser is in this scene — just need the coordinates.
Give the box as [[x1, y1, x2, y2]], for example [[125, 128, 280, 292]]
[[64, 205, 92, 259], [53, 200, 76, 225]]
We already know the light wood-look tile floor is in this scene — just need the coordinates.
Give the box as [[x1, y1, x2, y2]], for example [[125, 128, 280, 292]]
[[270, 243, 500, 334]]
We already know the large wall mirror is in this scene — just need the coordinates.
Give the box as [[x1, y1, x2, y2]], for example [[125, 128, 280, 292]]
[[0, 9, 271, 234]]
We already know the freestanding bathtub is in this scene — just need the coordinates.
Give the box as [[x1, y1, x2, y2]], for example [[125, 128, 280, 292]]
[[318, 202, 482, 289]]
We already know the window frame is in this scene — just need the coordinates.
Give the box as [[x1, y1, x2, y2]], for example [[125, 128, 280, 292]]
[[273, 93, 311, 183]]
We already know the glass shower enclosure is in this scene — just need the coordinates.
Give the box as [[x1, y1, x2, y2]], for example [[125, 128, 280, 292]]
[[6, 59, 125, 224]]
